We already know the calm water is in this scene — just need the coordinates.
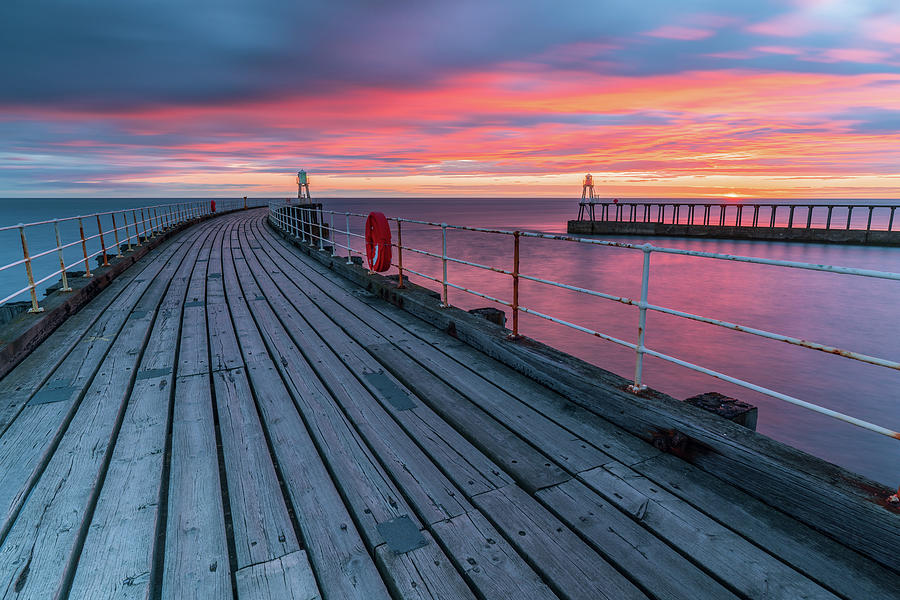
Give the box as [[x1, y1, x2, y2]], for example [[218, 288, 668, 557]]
[[2, 197, 899, 486]]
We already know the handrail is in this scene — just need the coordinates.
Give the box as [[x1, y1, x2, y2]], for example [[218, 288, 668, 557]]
[[575, 200, 898, 232], [268, 200, 900, 441], [0, 196, 262, 312]]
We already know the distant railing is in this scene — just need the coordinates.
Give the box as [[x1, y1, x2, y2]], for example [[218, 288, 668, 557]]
[[577, 200, 898, 231], [268, 201, 900, 441], [0, 197, 262, 313]]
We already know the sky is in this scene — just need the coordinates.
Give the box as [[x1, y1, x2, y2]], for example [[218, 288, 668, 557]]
[[1, 0, 899, 198]]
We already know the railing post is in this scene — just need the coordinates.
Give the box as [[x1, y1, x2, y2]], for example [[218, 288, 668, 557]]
[[132, 210, 141, 246], [510, 231, 520, 339], [440, 223, 449, 308], [78, 217, 93, 277], [628, 244, 651, 393], [141, 208, 148, 241], [112, 213, 123, 257], [866, 206, 874, 231], [736, 205, 742, 227], [826, 206, 833, 229], [153, 208, 159, 236], [788, 205, 795, 228], [53, 220, 72, 292], [752, 205, 759, 227], [770, 205, 777, 228], [345, 212, 353, 264], [806, 206, 813, 229], [846, 206, 853, 230], [330, 212, 337, 257], [124, 212, 133, 251], [96, 215, 109, 266], [318, 208, 325, 251], [396, 219, 405, 288], [889, 207, 895, 232], [19, 225, 43, 313]]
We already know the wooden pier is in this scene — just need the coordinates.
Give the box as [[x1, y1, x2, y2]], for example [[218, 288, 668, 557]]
[[0, 208, 897, 599]]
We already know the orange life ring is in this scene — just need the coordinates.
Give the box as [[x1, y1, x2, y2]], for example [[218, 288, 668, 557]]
[[365, 212, 392, 272]]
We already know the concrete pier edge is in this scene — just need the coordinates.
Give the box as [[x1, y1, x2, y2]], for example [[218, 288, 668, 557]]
[[567, 219, 900, 246]]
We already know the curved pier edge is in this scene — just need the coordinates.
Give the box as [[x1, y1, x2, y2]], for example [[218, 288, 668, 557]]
[[0, 209, 245, 381], [270, 218, 899, 573]]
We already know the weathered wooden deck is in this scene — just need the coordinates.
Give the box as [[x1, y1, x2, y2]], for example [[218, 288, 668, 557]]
[[0, 209, 896, 599]]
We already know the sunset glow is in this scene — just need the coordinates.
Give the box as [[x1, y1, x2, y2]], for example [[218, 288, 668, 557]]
[[2, 1, 899, 198]]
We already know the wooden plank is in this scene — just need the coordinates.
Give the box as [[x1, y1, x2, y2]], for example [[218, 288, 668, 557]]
[[228, 229, 423, 546], [217, 223, 392, 600], [235, 550, 320, 600], [369, 343, 568, 493], [163, 374, 232, 600], [67, 220, 217, 599], [536, 479, 738, 600], [579, 462, 841, 600], [374, 531, 477, 600], [471, 484, 647, 600], [244, 363, 392, 600], [632, 452, 900, 599], [430, 511, 559, 600], [178, 234, 213, 377], [212, 366, 300, 567]]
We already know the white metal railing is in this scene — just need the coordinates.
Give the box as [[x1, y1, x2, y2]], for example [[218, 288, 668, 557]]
[[268, 201, 900, 440], [0, 197, 263, 313]]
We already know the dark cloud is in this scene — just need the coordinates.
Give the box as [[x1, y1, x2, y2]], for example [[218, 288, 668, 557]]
[[0, 0, 800, 109]]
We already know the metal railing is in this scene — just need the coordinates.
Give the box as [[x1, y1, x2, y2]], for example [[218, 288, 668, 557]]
[[577, 200, 898, 231], [268, 201, 900, 440], [0, 197, 261, 313]]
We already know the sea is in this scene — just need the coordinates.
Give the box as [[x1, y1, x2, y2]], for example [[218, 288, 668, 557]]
[[1, 197, 898, 487]]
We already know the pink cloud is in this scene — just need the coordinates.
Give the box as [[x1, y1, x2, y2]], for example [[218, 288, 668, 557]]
[[755, 45, 805, 55], [747, 14, 814, 37], [821, 48, 892, 63], [644, 25, 715, 41]]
